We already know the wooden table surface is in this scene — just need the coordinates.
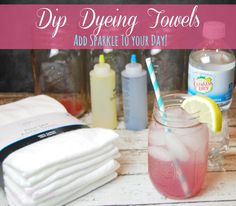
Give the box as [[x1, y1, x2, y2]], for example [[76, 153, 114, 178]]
[[72, 93, 236, 206], [0, 92, 236, 206]]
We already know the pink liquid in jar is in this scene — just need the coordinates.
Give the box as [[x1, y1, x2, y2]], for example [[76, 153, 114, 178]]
[[148, 106, 209, 199]]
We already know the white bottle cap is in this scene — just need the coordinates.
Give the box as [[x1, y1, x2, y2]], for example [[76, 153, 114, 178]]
[[151, 49, 162, 56], [103, 48, 113, 54], [94, 54, 111, 76], [125, 54, 142, 76], [49, 49, 59, 58]]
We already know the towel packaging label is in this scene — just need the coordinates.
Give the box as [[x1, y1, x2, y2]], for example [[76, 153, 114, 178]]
[[0, 112, 88, 162]]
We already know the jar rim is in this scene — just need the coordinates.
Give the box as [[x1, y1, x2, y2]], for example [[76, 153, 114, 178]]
[[153, 93, 201, 128]]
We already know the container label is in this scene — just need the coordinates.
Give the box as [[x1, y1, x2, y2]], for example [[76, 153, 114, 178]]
[[188, 63, 235, 103], [193, 76, 213, 94]]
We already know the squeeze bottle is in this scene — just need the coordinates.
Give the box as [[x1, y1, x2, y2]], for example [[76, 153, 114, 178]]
[[90, 54, 117, 129], [121, 54, 148, 130]]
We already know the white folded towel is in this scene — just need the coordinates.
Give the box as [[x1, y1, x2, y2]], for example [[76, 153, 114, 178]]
[[0, 95, 66, 127], [4, 141, 119, 188], [5, 146, 120, 197], [6, 172, 117, 206], [0, 95, 120, 206], [3, 128, 120, 206], [5, 160, 119, 206], [3, 128, 119, 178]]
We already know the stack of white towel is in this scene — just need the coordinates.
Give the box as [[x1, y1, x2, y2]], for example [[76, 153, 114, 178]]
[[0, 95, 120, 206]]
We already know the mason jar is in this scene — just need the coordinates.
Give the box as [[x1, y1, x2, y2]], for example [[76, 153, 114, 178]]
[[148, 93, 209, 199], [32, 49, 86, 116]]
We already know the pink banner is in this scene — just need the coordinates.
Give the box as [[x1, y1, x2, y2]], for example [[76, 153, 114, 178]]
[[0, 4, 235, 49]]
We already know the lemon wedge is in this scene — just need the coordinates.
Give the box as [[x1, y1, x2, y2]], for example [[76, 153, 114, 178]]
[[181, 96, 222, 132]]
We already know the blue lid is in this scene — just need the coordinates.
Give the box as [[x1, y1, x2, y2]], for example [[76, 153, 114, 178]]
[[131, 54, 137, 63]]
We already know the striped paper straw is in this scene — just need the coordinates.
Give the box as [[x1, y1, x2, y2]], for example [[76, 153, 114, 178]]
[[145, 58, 165, 113], [145, 57, 190, 197]]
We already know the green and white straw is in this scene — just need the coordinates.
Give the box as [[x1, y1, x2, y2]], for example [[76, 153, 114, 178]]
[[145, 57, 190, 197]]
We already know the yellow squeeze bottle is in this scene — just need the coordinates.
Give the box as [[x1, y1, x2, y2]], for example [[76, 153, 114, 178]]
[[90, 54, 117, 129]]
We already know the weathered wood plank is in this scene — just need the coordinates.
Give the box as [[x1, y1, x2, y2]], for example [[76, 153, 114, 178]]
[[118, 150, 147, 175], [229, 89, 236, 108], [68, 172, 236, 206], [229, 127, 236, 140], [0, 90, 236, 111], [115, 127, 236, 151], [0, 93, 32, 105], [117, 149, 236, 175], [115, 129, 148, 150], [227, 108, 236, 127]]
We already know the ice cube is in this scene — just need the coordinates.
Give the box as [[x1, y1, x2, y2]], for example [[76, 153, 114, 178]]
[[165, 107, 197, 127], [165, 132, 190, 162], [178, 126, 207, 150], [148, 146, 172, 161]]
